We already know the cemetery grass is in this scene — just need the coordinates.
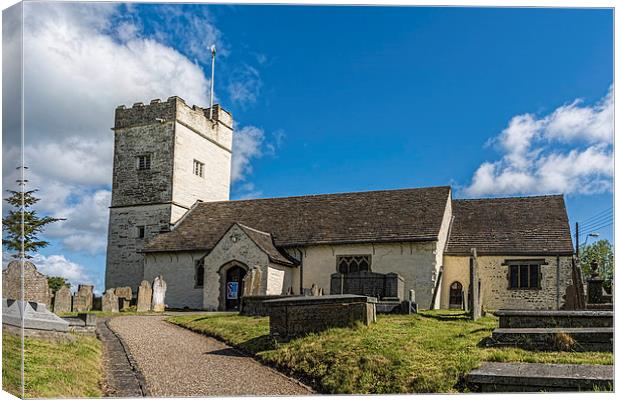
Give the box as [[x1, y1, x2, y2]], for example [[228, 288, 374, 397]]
[[168, 310, 613, 394], [2, 332, 102, 398]]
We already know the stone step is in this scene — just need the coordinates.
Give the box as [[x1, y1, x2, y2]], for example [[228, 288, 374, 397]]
[[467, 362, 613, 392], [494, 310, 612, 329], [491, 327, 613, 352], [586, 303, 613, 311]]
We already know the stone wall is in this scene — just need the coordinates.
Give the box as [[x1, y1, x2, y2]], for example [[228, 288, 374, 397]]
[[2, 260, 50, 305], [441, 255, 574, 310], [143, 250, 206, 309], [201, 224, 295, 310], [172, 122, 232, 207], [293, 241, 439, 309], [106, 204, 174, 291]]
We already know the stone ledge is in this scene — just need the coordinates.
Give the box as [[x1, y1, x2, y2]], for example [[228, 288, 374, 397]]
[[494, 310, 613, 317], [467, 362, 613, 392], [264, 294, 377, 306]]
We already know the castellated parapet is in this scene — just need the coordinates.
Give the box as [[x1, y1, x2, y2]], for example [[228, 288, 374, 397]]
[[114, 96, 233, 150], [106, 96, 233, 292]]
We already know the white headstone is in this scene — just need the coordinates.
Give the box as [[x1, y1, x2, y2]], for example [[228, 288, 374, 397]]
[[152, 275, 167, 312]]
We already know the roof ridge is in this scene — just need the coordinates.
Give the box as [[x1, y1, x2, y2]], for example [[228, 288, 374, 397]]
[[455, 194, 564, 202], [197, 185, 452, 206], [236, 223, 271, 236]]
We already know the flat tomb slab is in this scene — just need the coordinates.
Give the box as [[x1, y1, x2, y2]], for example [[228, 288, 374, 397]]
[[491, 327, 613, 352], [266, 295, 377, 339], [467, 362, 613, 392], [494, 309, 613, 329]]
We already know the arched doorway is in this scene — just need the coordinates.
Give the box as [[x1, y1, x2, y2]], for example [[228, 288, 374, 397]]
[[219, 263, 247, 311], [449, 281, 463, 309]]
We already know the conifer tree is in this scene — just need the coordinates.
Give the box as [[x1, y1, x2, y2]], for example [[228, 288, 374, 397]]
[[2, 189, 63, 259]]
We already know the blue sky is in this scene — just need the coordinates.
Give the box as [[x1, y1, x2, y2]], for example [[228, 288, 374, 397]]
[[2, 3, 613, 292]]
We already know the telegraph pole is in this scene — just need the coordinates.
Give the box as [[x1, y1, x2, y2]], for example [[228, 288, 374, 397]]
[[575, 222, 579, 258], [209, 45, 216, 120]]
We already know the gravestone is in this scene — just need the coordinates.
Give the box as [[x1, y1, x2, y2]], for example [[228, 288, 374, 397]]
[[469, 248, 481, 320], [53, 286, 72, 314], [3, 299, 69, 337], [587, 261, 605, 304], [115, 286, 132, 310], [2, 260, 51, 305], [242, 267, 262, 296], [93, 295, 102, 311], [136, 280, 152, 312], [151, 275, 167, 312], [102, 289, 119, 313], [73, 284, 94, 312]]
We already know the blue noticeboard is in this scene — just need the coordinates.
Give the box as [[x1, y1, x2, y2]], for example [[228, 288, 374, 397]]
[[227, 282, 238, 299]]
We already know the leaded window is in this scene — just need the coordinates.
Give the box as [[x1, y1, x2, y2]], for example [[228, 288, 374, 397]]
[[193, 160, 205, 177], [136, 154, 151, 170], [508, 262, 541, 289], [337, 255, 371, 274]]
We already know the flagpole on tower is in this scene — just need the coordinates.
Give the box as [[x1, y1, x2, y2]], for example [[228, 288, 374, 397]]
[[209, 44, 216, 120]]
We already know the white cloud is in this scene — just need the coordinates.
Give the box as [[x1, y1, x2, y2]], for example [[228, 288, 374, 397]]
[[464, 86, 614, 197], [232, 126, 266, 182], [227, 64, 262, 107]]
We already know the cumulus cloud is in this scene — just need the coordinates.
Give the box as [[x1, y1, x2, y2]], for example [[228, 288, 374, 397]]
[[464, 86, 614, 197], [231, 126, 286, 186], [232, 126, 266, 182], [2, 2, 279, 261]]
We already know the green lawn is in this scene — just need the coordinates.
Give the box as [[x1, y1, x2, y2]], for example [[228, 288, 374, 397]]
[[2, 332, 103, 398], [168, 310, 613, 394]]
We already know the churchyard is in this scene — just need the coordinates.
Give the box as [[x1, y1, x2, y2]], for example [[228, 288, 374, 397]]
[[2, 331, 102, 398], [168, 310, 612, 394]]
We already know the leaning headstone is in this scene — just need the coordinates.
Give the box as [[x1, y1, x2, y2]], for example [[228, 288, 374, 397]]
[[311, 283, 320, 296], [102, 289, 119, 313], [53, 286, 72, 314], [136, 280, 152, 312], [2, 260, 51, 305], [152, 275, 167, 312], [72, 284, 94, 312], [114, 286, 132, 310]]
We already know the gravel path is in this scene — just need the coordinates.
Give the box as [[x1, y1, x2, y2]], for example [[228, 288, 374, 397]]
[[107, 316, 312, 396]]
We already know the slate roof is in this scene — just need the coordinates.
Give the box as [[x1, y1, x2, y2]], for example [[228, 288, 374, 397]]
[[445, 195, 574, 256], [143, 186, 451, 253], [235, 224, 298, 266]]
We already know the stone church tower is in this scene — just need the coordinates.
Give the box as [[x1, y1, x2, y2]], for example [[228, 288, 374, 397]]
[[105, 96, 233, 291]]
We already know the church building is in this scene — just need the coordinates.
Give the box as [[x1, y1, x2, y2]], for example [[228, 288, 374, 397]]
[[105, 97, 575, 311]]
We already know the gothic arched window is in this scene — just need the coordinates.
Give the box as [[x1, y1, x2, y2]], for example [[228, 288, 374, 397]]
[[337, 255, 371, 274], [195, 259, 205, 288]]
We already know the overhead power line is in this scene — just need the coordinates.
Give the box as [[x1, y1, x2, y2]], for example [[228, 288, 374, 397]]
[[581, 222, 613, 236], [580, 215, 613, 231], [580, 207, 613, 224]]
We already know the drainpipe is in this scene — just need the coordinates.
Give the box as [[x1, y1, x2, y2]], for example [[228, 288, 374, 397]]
[[556, 255, 561, 310]]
